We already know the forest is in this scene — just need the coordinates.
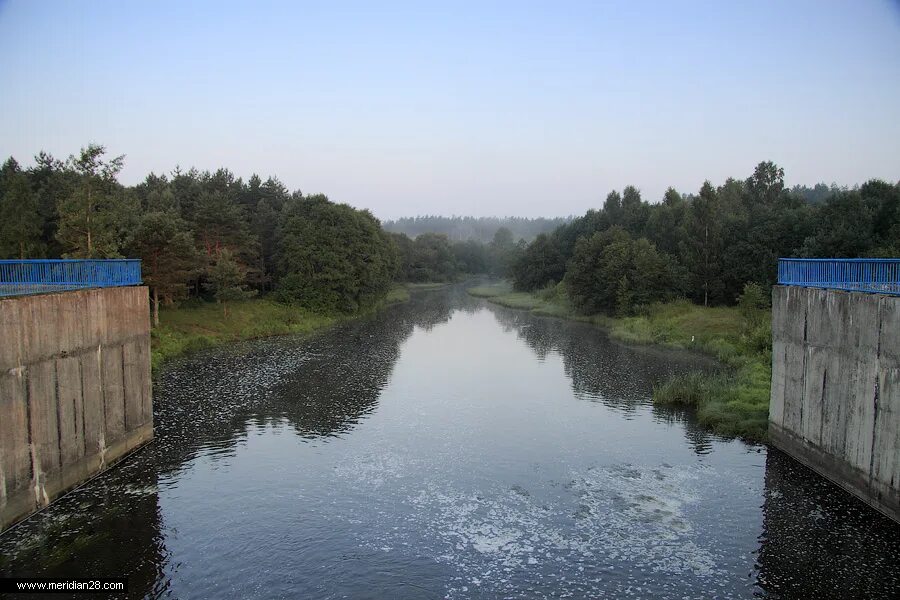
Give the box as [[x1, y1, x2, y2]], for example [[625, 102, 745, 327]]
[[1, 146, 897, 330], [0, 145, 515, 323], [0, 145, 401, 323], [509, 162, 899, 316]]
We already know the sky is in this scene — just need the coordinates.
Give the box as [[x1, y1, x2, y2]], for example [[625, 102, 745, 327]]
[[0, 0, 898, 219]]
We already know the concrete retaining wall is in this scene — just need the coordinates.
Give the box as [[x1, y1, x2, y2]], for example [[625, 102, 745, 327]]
[[770, 285, 899, 522], [0, 286, 153, 531]]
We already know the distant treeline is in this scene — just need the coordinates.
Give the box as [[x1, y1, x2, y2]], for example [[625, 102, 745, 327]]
[[390, 228, 520, 283], [383, 215, 570, 243], [509, 162, 899, 316]]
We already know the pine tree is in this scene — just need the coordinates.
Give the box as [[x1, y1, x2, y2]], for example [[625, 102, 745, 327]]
[[0, 158, 44, 258], [56, 145, 127, 258], [129, 211, 199, 326]]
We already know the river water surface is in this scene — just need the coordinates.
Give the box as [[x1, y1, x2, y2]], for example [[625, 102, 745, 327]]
[[2, 285, 899, 599]]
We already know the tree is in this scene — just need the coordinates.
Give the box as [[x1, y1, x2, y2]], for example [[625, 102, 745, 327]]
[[564, 228, 677, 316], [800, 190, 873, 257], [860, 180, 900, 254], [204, 248, 256, 317], [390, 232, 417, 281], [488, 227, 520, 276], [275, 195, 398, 312], [382, 215, 569, 244], [645, 191, 685, 257], [0, 158, 44, 258], [511, 233, 565, 291], [192, 189, 254, 259], [56, 144, 128, 258], [662, 187, 682, 206], [451, 239, 489, 274], [603, 190, 623, 225], [565, 227, 632, 314], [720, 167, 813, 298], [192, 184, 262, 290], [129, 211, 199, 326], [251, 198, 280, 289], [135, 173, 178, 213], [746, 161, 785, 206], [629, 237, 678, 309], [170, 166, 203, 223], [680, 181, 724, 306], [549, 208, 608, 262], [404, 233, 458, 282], [29, 151, 73, 257], [260, 176, 289, 212], [621, 185, 648, 237]]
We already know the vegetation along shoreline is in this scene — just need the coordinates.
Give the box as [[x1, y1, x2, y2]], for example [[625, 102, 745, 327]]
[[150, 285, 411, 372], [468, 281, 771, 443]]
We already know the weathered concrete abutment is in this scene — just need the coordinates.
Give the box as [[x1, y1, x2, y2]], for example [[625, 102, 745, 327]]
[[770, 285, 899, 522], [0, 286, 153, 531]]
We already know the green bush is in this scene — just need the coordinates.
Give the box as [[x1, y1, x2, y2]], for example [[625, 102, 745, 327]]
[[737, 282, 769, 328], [535, 281, 560, 301], [742, 321, 772, 356], [653, 372, 731, 407]]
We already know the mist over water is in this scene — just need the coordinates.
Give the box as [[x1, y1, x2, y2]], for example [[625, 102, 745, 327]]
[[2, 286, 898, 599]]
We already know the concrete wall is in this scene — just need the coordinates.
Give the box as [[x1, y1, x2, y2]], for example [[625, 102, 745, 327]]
[[770, 285, 899, 522], [0, 286, 152, 531]]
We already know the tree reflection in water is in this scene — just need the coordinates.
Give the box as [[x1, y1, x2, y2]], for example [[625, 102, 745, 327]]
[[3, 285, 900, 599]]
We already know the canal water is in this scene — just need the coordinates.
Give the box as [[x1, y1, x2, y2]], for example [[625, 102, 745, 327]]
[[2, 286, 899, 599]]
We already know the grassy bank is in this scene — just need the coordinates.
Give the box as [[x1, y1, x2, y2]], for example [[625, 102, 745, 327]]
[[151, 285, 410, 372], [404, 282, 453, 291], [467, 282, 771, 442], [468, 282, 609, 323]]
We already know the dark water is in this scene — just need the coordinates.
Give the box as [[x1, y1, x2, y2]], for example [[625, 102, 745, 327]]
[[2, 286, 899, 599]]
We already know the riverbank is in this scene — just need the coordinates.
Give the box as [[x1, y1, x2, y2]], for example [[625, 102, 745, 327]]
[[150, 285, 410, 372], [468, 282, 771, 442]]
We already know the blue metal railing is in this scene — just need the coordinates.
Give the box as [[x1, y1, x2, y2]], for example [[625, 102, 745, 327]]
[[0, 259, 142, 298], [778, 258, 900, 296]]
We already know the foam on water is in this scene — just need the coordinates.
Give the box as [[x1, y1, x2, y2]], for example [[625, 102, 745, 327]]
[[334, 449, 729, 598]]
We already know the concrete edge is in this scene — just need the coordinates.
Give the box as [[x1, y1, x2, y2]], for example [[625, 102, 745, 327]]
[[769, 423, 899, 524], [0, 424, 154, 533]]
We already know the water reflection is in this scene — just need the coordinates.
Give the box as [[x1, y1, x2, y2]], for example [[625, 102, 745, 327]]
[[154, 285, 463, 453], [755, 449, 900, 598], [0, 290, 456, 597], [489, 304, 718, 412], [0, 464, 169, 599], [2, 285, 899, 599], [652, 405, 719, 456], [267, 290, 467, 438]]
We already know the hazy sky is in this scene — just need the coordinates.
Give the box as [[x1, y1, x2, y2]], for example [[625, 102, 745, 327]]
[[1, 1, 898, 219]]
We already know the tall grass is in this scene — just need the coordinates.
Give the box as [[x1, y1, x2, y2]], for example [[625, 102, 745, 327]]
[[613, 300, 771, 441], [466, 282, 513, 298], [151, 285, 410, 372]]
